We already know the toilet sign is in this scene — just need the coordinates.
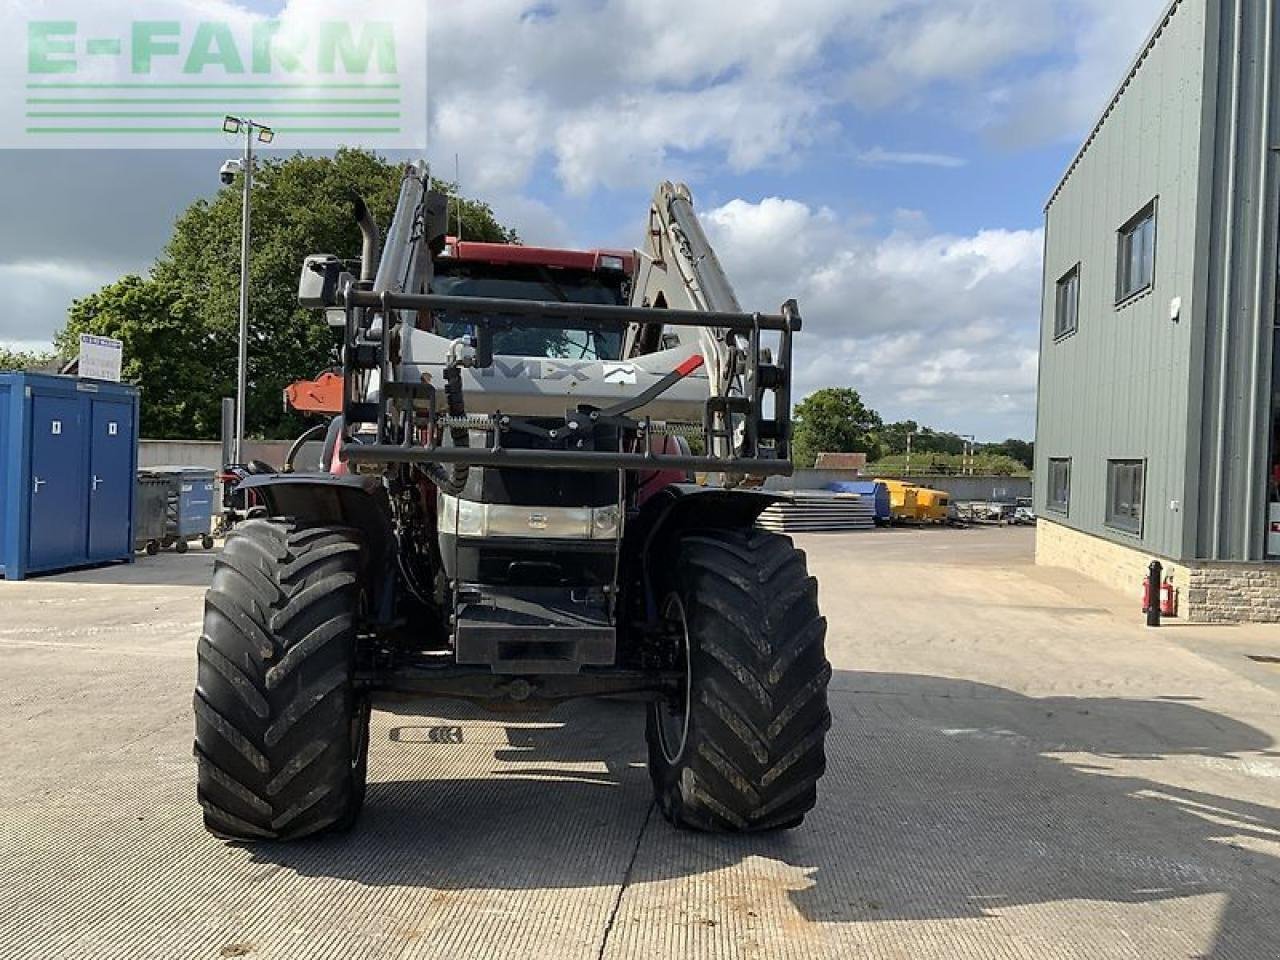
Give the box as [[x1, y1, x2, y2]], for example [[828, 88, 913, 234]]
[[78, 334, 123, 382]]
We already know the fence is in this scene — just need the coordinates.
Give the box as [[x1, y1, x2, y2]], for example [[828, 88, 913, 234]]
[[139, 440, 322, 471], [766, 470, 1032, 503]]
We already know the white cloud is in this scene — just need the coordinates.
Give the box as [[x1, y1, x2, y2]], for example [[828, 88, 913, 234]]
[[425, 0, 865, 194], [842, 0, 1172, 146], [0, 260, 121, 347], [424, 0, 1172, 195], [551, 81, 828, 194], [847, 0, 1059, 107], [857, 147, 967, 168], [431, 86, 551, 193], [701, 197, 1043, 439], [988, 0, 1172, 146], [486, 193, 575, 248]]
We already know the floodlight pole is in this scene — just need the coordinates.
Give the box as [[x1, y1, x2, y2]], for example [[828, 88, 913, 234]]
[[234, 120, 253, 465]]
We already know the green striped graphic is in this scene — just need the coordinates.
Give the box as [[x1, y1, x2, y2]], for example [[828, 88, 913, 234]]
[[26, 127, 403, 134], [27, 98, 400, 105], [84, 39, 123, 55], [27, 112, 401, 119], [27, 82, 401, 90]]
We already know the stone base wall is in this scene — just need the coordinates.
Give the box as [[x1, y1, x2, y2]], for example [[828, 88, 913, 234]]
[[1035, 519, 1280, 623], [1186, 566, 1280, 623]]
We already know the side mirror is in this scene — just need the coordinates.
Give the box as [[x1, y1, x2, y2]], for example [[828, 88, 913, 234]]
[[297, 254, 346, 308]]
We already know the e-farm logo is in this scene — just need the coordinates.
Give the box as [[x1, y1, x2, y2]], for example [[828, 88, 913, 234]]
[[1, 2, 426, 149]]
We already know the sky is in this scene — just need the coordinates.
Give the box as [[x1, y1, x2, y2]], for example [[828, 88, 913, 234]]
[[0, 0, 1172, 441]]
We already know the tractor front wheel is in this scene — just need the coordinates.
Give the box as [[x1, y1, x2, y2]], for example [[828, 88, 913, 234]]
[[194, 519, 369, 841], [646, 527, 830, 832]]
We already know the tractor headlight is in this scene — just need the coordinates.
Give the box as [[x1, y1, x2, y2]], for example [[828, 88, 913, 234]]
[[439, 494, 621, 540]]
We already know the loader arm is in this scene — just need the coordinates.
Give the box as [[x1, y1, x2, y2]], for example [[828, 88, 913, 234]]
[[301, 162, 799, 474], [625, 181, 787, 462]]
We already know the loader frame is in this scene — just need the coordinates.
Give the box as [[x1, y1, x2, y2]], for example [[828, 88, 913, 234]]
[[335, 285, 801, 476]]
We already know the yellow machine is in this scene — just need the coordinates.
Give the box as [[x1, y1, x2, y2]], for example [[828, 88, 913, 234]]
[[878, 479, 918, 521], [877, 479, 949, 522], [913, 487, 951, 522]]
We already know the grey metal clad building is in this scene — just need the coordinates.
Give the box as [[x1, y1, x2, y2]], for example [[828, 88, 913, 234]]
[[1034, 0, 1280, 621]]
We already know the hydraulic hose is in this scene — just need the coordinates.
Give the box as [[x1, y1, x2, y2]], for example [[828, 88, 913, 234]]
[[425, 364, 470, 495]]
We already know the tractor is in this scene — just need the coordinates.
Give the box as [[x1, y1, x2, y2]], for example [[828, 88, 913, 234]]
[[193, 161, 830, 840]]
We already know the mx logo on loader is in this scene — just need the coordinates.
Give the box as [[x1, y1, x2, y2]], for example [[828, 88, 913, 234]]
[[476, 358, 591, 383]]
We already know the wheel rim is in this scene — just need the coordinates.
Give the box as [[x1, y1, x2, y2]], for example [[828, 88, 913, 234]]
[[656, 593, 692, 764], [350, 698, 370, 772], [350, 591, 370, 773]]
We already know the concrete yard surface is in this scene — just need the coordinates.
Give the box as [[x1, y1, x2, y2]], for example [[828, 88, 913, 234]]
[[3, 528, 1280, 958]]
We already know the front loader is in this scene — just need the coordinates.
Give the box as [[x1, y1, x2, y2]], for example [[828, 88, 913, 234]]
[[193, 161, 830, 840]]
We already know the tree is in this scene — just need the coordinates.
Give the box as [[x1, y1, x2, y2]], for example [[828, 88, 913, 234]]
[[877, 420, 919, 458], [0, 347, 56, 372], [792, 388, 883, 469], [984, 438, 1035, 470], [872, 450, 1030, 477], [59, 276, 212, 436], [57, 149, 514, 440], [876, 421, 979, 459]]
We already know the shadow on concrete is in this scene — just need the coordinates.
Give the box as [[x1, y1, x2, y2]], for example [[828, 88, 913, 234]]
[[30, 550, 218, 587], [244, 671, 1280, 957]]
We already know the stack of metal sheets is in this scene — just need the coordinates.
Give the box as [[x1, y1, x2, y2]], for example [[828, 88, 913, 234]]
[[757, 492, 877, 533]]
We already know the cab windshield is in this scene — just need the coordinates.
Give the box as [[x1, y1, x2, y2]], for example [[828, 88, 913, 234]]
[[431, 263, 626, 361]]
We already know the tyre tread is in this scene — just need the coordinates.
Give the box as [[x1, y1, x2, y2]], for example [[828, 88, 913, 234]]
[[648, 527, 830, 832], [194, 519, 367, 842]]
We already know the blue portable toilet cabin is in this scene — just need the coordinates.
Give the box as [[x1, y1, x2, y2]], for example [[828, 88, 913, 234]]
[[0, 373, 140, 579], [825, 480, 891, 522]]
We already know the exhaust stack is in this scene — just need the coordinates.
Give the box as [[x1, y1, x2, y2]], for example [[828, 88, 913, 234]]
[[353, 195, 380, 282]]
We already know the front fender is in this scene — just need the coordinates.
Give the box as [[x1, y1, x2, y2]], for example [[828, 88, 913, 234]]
[[625, 484, 781, 624], [634, 483, 779, 539], [235, 473, 397, 622]]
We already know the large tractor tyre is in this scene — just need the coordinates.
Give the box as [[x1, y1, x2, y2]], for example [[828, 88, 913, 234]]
[[647, 528, 831, 832], [194, 519, 370, 841]]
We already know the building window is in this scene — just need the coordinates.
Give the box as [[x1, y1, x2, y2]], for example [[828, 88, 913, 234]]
[[1055, 266, 1079, 339], [1117, 200, 1157, 303], [1106, 459, 1146, 535], [1047, 458, 1071, 513]]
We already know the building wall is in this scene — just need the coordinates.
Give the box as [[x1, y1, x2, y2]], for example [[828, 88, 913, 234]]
[[1038, 518, 1280, 623], [1036, 0, 1211, 563], [1193, 0, 1280, 561], [1035, 518, 1191, 611], [1037, 0, 1280, 565], [138, 440, 222, 469], [139, 440, 322, 471]]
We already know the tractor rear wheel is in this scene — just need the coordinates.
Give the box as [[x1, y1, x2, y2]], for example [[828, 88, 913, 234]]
[[647, 527, 830, 832], [194, 519, 369, 841]]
